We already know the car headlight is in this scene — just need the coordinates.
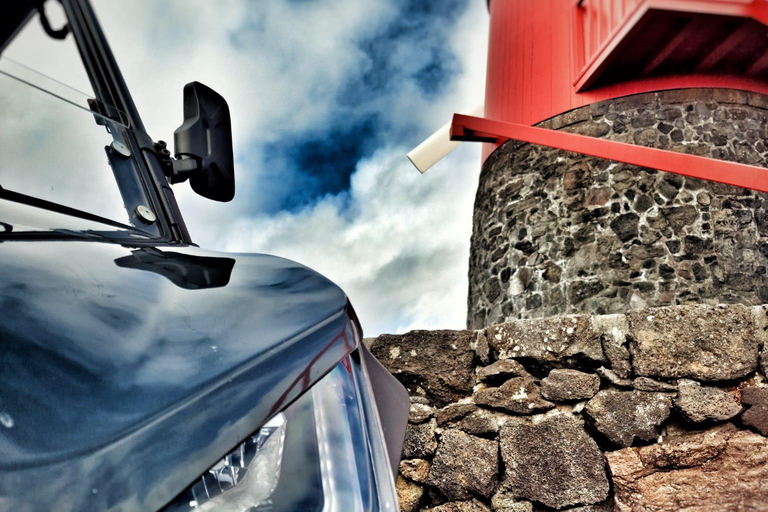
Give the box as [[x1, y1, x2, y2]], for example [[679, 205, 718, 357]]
[[162, 354, 399, 512]]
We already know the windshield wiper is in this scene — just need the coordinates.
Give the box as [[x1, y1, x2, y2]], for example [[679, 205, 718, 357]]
[[0, 186, 139, 232]]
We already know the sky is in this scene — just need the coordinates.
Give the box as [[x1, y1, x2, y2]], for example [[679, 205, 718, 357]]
[[3, 0, 489, 337]]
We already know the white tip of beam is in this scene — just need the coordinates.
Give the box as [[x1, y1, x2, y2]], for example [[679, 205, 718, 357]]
[[407, 104, 484, 174]]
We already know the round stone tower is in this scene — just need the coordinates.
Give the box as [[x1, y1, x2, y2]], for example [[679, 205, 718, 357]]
[[467, 1, 768, 329], [468, 89, 768, 329]]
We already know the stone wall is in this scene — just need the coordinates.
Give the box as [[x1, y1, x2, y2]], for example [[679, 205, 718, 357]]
[[369, 304, 768, 512], [469, 89, 768, 330]]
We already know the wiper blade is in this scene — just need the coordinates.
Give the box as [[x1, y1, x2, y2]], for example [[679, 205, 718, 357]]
[[0, 186, 139, 232]]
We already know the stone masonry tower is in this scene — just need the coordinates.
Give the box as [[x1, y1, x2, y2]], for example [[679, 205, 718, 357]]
[[373, 3, 768, 512], [462, 0, 768, 330]]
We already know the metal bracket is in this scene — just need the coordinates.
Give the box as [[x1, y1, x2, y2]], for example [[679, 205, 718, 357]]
[[450, 114, 768, 193]]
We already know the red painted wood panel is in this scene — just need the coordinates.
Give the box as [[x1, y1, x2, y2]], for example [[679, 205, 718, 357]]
[[484, 0, 768, 160]]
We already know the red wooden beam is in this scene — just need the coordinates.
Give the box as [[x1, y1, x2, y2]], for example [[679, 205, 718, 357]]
[[451, 114, 768, 193], [695, 20, 751, 72], [639, 16, 708, 77], [747, 48, 768, 76]]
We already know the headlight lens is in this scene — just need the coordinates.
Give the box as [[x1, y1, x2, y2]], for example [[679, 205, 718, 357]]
[[163, 356, 397, 512]]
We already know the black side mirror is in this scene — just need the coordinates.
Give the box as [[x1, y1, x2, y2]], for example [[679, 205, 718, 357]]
[[169, 82, 235, 202]]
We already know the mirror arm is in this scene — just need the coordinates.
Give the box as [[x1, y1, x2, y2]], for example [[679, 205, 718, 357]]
[[153, 139, 200, 185], [167, 157, 199, 184]]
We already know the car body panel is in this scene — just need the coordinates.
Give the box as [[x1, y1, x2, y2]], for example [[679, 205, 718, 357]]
[[0, 212, 356, 510]]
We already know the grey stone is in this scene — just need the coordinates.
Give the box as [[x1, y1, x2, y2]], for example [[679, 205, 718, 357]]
[[585, 390, 673, 446], [741, 386, 768, 435], [541, 369, 600, 401], [499, 413, 609, 509], [627, 305, 759, 381], [490, 491, 533, 512], [632, 376, 677, 392], [474, 330, 491, 365], [761, 350, 768, 378], [610, 213, 640, 242], [426, 429, 498, 500], [402, 419, 437, 458], [409, 402, 435, 424], [424, 500, 491, 512], [596, 366, 633, 388], [396, 475, 424, 512], [399, 458, 430, 484], [476, 359, 530, 383], [486, 315, 606, 367], [371, 330, 476, 406], [436, 403, 477, 425], [593, 314, 632, 378], [455, 408, 499, 436], [675, 379, 742, 423], [475, 377, 554, 414]]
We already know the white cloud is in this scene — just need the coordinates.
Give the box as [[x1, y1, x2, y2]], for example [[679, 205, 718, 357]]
[[224, 142, 481, 335], [4, 0, 489, 337], [216, 2, 490, 336]]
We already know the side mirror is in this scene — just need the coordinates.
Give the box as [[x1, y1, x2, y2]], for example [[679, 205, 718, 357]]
[[170, 82, 235, 202]]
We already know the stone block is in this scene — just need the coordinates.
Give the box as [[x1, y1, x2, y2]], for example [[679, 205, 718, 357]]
[[371, 330, 476, 406], [475, 377, 554, 414], [607, 424, 768, 512], [674, 379, 742, 423], [498, 413, 609, 509], [486, 315, 605, 366], [541, 369, 600, 402], [426, 429, 498, 500], [627, 305, 758, 380], [585, 390, 673, 447]]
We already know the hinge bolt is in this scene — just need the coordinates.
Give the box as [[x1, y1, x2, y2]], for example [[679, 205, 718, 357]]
[[135, 205, 157, 224], [111, 140, 131, 157]]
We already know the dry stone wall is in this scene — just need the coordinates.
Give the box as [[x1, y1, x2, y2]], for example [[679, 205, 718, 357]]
[[469, 89, 768, 329], [369, 304, 768, 512]]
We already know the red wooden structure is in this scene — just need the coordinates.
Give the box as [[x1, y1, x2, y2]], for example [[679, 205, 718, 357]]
[[452, 0, 768, 192]]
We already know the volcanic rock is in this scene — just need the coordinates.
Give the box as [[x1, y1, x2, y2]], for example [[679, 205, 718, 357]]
[[475, 377, 554, 414], [741, 386, 768, 435], [436, 403, 477, 425], [423, 500, 491, 512], [541, 369, 600, 401], [402, 419, 437, 458], [490, 492, 533, 512], [498, 413, 609, 509], [585, 390, 673, 446], [476, 359, 530, 383], [396, 475, 424, 512], [399, 459, 430, 484], [674, 379, 741, 423], [409, 402, 435, 424], [371, 330, 476, 406], [486, 315, 605, 366], [425, 429, 498, 500], [627, 305, 758, 380]]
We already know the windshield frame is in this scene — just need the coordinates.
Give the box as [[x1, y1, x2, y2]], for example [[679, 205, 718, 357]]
[[0, 0, 192, 245]]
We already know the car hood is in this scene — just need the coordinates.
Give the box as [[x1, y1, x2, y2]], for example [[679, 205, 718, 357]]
[[0, 239, 355, 511]]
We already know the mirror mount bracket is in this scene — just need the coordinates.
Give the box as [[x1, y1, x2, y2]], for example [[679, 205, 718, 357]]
[[154, 140, 197, 184], [167, 156, 199, 185]]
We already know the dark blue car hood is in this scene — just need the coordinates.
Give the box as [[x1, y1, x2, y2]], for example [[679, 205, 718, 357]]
[[0, 239, 355, 511]]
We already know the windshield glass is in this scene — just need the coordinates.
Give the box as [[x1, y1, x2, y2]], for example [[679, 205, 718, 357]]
[[0, 4, 136, 229]]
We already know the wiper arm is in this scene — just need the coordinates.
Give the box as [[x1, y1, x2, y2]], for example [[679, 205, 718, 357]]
[[0, 186, 138, 232]]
